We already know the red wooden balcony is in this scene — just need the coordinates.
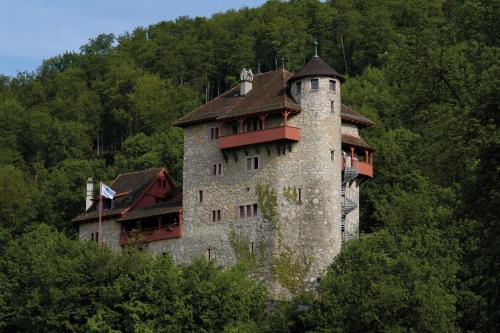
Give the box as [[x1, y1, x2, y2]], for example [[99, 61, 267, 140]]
[[218, 126, 300, 149], [119, 223, 182, 246], [342, 158, 373, 178]]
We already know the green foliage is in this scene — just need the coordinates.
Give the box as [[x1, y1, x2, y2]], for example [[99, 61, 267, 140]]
[[0, 225, 267, 332], [282, 186, 298, 204], [0, 0, 498, 330], [296, 228, 459, 332], [272, 243, 312, 296], [228, 229, 268, 278], [256, 183, 278, 227]]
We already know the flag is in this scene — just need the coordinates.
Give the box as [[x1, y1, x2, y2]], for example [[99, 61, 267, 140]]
[[101, 182, 116, 199]]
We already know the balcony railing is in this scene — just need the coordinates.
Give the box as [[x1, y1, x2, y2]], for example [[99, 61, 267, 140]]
[[218, 126, 300, 149], [119, 223, 182, 246], [343, 158, 373, 178]]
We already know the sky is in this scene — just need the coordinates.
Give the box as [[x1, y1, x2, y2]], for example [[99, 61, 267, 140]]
[[0, 0, 267, 77]]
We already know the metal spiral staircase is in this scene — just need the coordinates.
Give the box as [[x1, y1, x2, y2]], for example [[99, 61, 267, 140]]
[[341, 163, 358, 243]]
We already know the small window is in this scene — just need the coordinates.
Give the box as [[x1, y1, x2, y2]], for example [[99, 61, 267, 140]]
[[91, 233, 94, 242], [212, 210, 221, 222], [329, 80, 336, 92], [198, 190, 203, 203], [210, 127, 219, 140], [238, 204, 258, 219], [311, 79, 319, 90], [246, 155, 260, 171], [253, 156, 259, 170], [331, 150, 335, 161], [251, 242, 254, 254], [298, 188, 302, 203], [331, 101, 334, 114], [212, 163, 223, 176], [296, 81, 302, 93], [208, 248, 212, 260], [95, 232, 99, 242]]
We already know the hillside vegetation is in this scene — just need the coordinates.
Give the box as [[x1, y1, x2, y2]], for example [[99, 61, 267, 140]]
[[0, 0, 498, 331]]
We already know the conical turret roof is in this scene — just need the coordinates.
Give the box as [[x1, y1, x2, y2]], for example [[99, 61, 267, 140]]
[[289, 56, 345, 83]]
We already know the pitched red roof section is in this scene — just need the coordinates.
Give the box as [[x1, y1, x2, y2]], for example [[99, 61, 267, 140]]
[[342, 133, 373, 150], [341, 104, 375, 127], [72, 167, 181, 223], [175, 69, 301, 127]]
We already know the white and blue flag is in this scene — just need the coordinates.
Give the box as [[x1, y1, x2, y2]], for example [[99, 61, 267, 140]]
[[101, 182, 116, 199]]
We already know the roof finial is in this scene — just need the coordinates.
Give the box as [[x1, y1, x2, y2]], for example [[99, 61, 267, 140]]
[[314, 38, 318, 57]]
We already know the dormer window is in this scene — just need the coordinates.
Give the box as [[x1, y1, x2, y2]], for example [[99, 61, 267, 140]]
[[101, 198, 114, 210], [311, 79, 319, 90]]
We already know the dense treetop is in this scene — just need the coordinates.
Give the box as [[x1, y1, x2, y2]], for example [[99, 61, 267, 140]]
[[0, 0, 498, 331]]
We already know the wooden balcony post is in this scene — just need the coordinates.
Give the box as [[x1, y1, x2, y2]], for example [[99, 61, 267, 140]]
[[219, 121, 224, 136], [282, 110, 290, 126], [365, 149, 369, 163], [238, 118, 245, 133], [259, 113, 268, 129]]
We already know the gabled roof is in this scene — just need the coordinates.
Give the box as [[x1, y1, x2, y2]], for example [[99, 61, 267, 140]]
[[341, 104, 375, 127], [288, 56, 345, 83], [72, 168, 175, 223], [175, 69, 301, 127]]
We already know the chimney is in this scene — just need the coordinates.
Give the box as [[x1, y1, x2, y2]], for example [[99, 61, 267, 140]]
[[240, 68, 254, 96], [86, 177, 93, 210]]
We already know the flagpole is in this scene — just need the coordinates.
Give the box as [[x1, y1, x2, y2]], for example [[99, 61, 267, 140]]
[[98, 180, 103, 248]]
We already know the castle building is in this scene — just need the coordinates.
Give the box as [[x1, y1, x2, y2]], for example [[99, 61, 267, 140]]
[[73, 55, 374, 297]]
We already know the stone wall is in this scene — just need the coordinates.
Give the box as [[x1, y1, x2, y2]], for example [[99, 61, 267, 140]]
[[341, 122, 359, 136], [79, 219, 122, 252]]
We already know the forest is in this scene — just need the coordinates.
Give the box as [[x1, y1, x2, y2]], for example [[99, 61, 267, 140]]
[[0, 0, 498, 331]]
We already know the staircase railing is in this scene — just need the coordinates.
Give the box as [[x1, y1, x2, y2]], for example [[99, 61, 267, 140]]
[[341, 160, 359, 244]]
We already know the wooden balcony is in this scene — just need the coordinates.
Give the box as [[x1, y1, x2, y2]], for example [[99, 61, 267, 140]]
[[343, 158, 373, 178], [119, 223, 182, 246], [218, 126, 300, 149]]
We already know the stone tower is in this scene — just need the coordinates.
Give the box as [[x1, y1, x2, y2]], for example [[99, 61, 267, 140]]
[[285, 55, 345, 282]]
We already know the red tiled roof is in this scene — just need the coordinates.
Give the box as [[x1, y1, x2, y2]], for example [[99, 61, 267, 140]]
[[175, 69, 301, 127]]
